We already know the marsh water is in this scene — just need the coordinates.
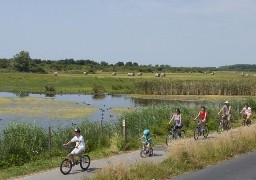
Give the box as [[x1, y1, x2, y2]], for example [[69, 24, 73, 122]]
[[0, 92, 210, 133]]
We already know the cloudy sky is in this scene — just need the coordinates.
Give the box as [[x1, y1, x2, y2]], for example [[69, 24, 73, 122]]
[[0, 0, 255, 67]]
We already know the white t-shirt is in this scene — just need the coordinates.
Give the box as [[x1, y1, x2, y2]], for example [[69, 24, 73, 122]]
[[71, 135, 85, 148], [243, 107, 252, 115]]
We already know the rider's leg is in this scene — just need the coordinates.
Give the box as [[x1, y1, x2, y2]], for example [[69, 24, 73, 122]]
[[67, 153, 74, 164]]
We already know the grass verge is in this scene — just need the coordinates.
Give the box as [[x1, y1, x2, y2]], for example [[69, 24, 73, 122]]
[[92, 125, 256, 180]]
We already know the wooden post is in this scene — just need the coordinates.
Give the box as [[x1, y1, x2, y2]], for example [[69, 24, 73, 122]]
[[48, 126, 52, 150], [123, 119, 126, 142]]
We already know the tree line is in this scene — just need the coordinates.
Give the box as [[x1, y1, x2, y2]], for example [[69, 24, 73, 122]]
[[0, 51, 255, 74]]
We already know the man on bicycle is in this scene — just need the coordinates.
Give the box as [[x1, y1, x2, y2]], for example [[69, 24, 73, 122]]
[[63, 128, 85, 166], [194, 106, 207, 133], [218, 101, 232, 129], [240, 103, 252, 124]]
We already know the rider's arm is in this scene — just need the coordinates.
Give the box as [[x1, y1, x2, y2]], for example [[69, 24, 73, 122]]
[[218, 107, 223, 115], [64, 140, 72, 146], [194, 112, 200, 120], [75, 141, 81, 148], [240, 107, 245, 114], [202, 112, 207, 122], [168, 114, 174, 124]]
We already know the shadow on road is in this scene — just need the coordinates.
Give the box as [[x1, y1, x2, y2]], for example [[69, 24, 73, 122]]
[[67, 167, 101, 175]]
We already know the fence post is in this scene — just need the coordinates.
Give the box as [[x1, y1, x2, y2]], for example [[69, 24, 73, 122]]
[[123, 119, 126, 142], [48, 126, 52, 150]]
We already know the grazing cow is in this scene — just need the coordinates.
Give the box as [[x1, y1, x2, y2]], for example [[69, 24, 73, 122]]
[[112, 72, 116, 76], [54, 72, 58, 76], [83, 72, 87, 75], [138, 72, 142, 76]]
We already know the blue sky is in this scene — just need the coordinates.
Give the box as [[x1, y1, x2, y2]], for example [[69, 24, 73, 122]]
[[0, 0, 255, 67]]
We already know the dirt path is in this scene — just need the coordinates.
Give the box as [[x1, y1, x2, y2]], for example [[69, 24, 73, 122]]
[[16, 146, 169, 180]]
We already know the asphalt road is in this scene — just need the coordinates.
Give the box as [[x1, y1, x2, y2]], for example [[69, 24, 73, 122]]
[[172, 152, 256, 180]]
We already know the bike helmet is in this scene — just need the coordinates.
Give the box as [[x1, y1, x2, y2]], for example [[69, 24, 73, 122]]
[[143, 129, 150, 135]]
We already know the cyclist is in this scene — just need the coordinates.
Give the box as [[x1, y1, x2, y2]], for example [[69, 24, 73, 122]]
[[168, 108, 183, 136], [194, 106, 208, 133], [218, 101, 232, 129], [140, 129, 152, 151], [240, 103, 252, 124], [63, 128, 85, 166]]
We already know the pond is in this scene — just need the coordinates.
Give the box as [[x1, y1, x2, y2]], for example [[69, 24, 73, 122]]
[[0, 92, 210, 133]]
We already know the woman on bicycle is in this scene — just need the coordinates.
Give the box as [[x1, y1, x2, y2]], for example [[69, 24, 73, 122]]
[[168, 108, 183, 131], [194, 106, 208, 132], [63, 128, 85, 165], [240, 103, 252, 123]]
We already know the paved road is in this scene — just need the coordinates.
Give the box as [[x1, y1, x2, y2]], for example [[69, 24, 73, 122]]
[[16, 146, 168, 180], [172, 151, 256, 180]]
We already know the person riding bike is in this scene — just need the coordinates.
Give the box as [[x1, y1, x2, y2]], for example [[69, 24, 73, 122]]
[[140, 129, 152, 151], [240, 103, 252, 124], [168, 108, 183, 136], [218, 101, 232, 129], [194, 106, 208, 133], [63, 128, 85, 166]]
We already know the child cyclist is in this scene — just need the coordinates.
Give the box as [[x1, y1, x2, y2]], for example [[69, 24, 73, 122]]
[[194, 106, 208, 133], [63, 128, 85, 165], [140, 129, 152, 151]]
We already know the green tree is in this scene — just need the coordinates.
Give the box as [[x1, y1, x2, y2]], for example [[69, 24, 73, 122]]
[[12, 51, 31, 72]]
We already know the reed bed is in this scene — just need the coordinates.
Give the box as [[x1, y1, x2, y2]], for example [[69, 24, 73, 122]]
[[0, 119, 114, 168], [134, 79, 256, 96]]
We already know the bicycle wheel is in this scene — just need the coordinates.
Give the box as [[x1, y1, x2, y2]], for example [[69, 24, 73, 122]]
[[246, 119, 251, 127], [217, 121, 223, 133], [149, 148, 154, 157], [179, 130, 185, 139], [140, 149, 147, 158], [165, 131, 173, 146], [60, 159, 72, 175], [203, 125, 209, 138], [194, 127, 199, 140], [226, 120, 232, 130], [80, 155, 90, 170]]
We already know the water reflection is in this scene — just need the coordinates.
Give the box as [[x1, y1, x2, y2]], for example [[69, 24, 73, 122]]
[[0, 92, 218, 134]]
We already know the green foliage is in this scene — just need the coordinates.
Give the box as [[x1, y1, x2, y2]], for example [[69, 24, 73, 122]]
[[12, 51, 31, 72], [134, 79, 256, 96], [0, 123, 48, 167]]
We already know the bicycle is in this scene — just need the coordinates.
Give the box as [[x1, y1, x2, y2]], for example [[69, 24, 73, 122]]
[[165, 124, 185, 146], [217, 115, 231, 132], [140, 141, 153, 158], [194, 120, 208, 140], [242, 114, 251, 127], [60, 147, 91, 175]]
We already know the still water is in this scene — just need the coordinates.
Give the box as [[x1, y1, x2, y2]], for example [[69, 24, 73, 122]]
[[0, 92, 205, 133]]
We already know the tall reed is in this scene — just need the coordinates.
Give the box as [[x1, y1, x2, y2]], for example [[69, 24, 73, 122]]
[[134, 79, 256, 96]]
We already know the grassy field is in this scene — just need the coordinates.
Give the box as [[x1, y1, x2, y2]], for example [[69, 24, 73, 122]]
[[0, 71, 255, 94]]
